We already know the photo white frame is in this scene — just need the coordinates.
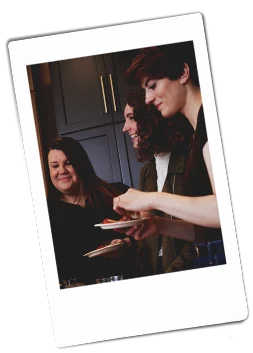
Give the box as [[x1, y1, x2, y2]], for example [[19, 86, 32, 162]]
[[8, 13, 248, 348]]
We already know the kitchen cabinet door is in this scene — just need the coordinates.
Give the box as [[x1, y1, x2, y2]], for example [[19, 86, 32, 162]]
[[62, 125, 122, 184], [114, 122, 145, 189], [50, 55, 113, 134], [104, 49, 140, 123]]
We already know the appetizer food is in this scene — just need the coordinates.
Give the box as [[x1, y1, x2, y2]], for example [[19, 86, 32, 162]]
[[102, 214, 136, 224], [102, 218, 118, 224], [96, 244, 107, 249]]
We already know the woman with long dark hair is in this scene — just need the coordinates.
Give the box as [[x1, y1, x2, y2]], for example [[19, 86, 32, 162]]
[[47, 137, 134, 287], [114, 42, 226, 268], [125, 89, 192, 161], [121, 90, 196, 274]]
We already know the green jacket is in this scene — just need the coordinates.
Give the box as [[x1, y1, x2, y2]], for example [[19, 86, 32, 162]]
[[138, 151, 195, 274]]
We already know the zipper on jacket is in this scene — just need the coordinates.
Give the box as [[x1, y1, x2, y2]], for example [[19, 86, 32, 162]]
[[170, 174, 177, 259]]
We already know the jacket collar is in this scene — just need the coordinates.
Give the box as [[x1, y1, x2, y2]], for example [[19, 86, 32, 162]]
[[143, 151, 185, 193], [146, 151, 186, 177], [167, 151, 185, 174], [144, 161, 157, 192]]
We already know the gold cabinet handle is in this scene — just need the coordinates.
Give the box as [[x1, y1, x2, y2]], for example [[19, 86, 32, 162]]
[[100, 76, 108, 113], [109, 74, 117, 112]]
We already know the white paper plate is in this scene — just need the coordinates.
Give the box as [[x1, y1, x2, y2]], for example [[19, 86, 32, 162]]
[[83, 243, 124, 258], [94, 218, 147, 230]]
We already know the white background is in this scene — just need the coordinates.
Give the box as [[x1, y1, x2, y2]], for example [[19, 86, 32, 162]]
[[0, 2, 250, 352]]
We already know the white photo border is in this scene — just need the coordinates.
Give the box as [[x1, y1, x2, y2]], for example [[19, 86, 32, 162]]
[[8, 13, 248, 348]]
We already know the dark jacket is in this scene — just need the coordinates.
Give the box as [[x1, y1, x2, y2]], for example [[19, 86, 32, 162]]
[[138, 150, 195, 274]]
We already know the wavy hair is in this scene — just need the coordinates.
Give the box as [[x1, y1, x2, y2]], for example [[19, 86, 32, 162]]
[[127, 90, 193, 161]]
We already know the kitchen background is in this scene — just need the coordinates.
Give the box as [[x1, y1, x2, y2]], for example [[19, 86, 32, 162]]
[[27, 47, 146, 195]]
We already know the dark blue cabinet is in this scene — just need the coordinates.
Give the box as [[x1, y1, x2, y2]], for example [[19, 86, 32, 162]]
[[49, 49, 145, 188], [50, 56, 113, 134], [64, 125, 122, 184]]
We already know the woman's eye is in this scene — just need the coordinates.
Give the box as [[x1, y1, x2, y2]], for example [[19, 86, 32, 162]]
[[51, 165, 58, 169], [149, 83, 156, 90]]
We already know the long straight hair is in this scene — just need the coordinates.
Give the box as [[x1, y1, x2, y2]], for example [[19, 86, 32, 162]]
[[48, 137, 121, 207]]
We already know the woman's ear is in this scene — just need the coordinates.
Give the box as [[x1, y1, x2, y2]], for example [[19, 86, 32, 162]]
[[180, 63, 190, 85]]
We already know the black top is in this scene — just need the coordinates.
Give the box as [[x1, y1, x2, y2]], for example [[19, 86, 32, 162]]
[[47, 182, 133, 285], [183, 106, 222, 242]]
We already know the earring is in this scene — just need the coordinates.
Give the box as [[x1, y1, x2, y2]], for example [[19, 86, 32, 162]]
[[180, 79, 185, 85]]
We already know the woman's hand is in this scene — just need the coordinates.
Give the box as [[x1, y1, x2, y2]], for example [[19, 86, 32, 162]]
[[111, 217, 196, 242], [113, 188, 154, 215], [110, 237, 131, 247], [122, 216, 162, 241], [95, 238, 130, 260]]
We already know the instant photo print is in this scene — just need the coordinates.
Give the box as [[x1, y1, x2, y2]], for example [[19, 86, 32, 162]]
[[9, 13, 248, 348]]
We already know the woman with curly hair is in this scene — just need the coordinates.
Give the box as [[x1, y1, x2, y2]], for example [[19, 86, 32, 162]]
[[114, 41, 226, 269], [121, 90, 196, 274], [126, 90, 192, 161]]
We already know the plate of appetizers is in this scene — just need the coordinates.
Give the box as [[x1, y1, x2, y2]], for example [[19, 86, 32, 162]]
[[83, 243, 125, 258], [94, 217, 147, 230]]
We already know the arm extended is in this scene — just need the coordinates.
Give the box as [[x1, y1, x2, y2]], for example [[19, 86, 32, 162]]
[[113, 143, 220, 228], [125, 216, 195, 241], [151, 193, 220, 228]]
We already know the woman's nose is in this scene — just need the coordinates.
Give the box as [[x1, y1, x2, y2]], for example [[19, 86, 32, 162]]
[[145, 91, 155, 105], [122, 121, 129, 132], [59, 164, 67, 174]]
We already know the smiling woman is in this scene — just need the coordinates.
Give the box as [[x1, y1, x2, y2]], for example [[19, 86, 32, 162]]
[[113, 42, 226, 269], [46, 137, 136, 287], [48, 149, 81, 201], [121, 90, 195, 275], [124, 90, 192, 162]]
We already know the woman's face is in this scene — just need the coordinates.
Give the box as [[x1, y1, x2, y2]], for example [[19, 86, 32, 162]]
[[48, 149, 80, 195], [141, 77, 185, 118], [123, 104, 139, 149]]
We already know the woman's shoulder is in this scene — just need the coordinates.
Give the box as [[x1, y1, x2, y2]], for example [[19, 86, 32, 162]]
[[198, 105, 206, 127], [47, 196, 60, 212], [140, 159, 155, 177], [196, 105, 208, 145], [139, 159, 157, 191], [47, 198, 78, 220]]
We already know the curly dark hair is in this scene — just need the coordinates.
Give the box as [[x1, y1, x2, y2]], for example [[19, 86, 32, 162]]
[[126, 41, 199, 88], [47, 137, 121, 207], [127, 90, 193, 162]]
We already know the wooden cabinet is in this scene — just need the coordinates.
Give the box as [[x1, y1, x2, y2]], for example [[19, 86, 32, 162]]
[[63, 122, 144, 189], [64, 125, 122, 184], [50, 49, 140, 133], [103, 50, 140, 123], [50, 56, 112, 133], [47, 48, 145, 188]]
